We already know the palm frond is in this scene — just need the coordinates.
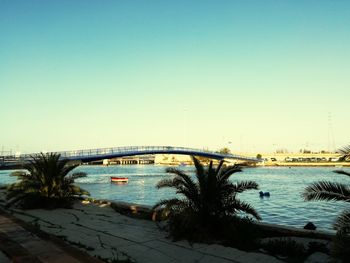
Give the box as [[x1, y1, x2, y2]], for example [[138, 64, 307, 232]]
[[226, 199, 261, 220], [338, 145, 350, 154], [334, 170, 350, 177], [230, 181, 259, 193], [166, 167, 192, 182], [334, 210, 350, 234], [10, 171, 27, 177], [337, 145, 350, 161], [191, 156, 209, 197], [153, 198, 187, 210], [166, 167, 198, 196], [220, 166, 242, 180], [156, 178, 178, 189], [68, 172, 87, 180], [174, 186, 199, 205], [215, 159, 225, 175], [192, 156, 204, 178], [157, 178, 196, 202], [61, 163, 80, 177], [303, 181, 350, 202]]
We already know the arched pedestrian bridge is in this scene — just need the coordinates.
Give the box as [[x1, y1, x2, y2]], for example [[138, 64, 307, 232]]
[[0, 146, 260, 169]]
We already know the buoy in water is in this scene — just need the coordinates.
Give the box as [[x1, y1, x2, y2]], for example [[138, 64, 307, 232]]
[[259, 191, 270, 197]]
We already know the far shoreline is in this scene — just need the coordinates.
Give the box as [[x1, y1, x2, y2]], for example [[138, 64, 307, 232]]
[[86, 162, 350, 168], [260, 162, 350, 167]]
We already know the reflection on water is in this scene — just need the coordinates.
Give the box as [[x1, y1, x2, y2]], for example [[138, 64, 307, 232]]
[[1, 165, 348, 232]]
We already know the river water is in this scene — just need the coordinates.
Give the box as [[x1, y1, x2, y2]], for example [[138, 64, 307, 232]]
[[0, 165, 348, 232]]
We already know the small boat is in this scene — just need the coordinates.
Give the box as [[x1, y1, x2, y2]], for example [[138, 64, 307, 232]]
[[111, 177, 129, 183]]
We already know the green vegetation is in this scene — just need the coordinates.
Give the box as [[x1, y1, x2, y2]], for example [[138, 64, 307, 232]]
[[153, 156, 260, 247], [261, 238, 307, 262], [337, 145, 350, 161], [261, 238, 330, 263], [302, 170, 350, 233], [256, 153, 262, 159], [217, 147, 231, 154], [302, 145, 350, 262], [6, 153, 89, 209]]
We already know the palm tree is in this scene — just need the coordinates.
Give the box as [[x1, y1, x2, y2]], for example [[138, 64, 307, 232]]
[[302, 145, 350, 262], [153, 156, 260, 241], [7, 152, 89, 209], [302, 168, 350, 233], [338, 145, 350, 162]]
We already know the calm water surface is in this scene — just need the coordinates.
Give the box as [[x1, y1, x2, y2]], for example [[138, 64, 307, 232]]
[[1, 165, 348, 232]]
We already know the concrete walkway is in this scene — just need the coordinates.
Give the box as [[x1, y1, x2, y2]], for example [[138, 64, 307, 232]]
[[0, 210, 102, 263], [3, 201, 283, 263]]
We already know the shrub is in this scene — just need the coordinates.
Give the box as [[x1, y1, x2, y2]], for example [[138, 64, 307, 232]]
[[153, 156, 260, 248], [6, 153, 89, 209]]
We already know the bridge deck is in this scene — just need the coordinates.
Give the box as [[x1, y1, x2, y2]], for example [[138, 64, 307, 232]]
[[0, 146, 260, 169]]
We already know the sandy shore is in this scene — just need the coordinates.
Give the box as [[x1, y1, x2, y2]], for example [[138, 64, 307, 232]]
[[0, 189, 333, 263]]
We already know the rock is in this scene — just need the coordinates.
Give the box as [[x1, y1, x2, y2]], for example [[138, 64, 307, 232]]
[[304, 222, 317, 230]]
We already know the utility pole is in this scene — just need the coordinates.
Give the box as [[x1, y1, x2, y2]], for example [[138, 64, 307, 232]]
[[183, 108, 188, 147], [328, 112, 335, 152]]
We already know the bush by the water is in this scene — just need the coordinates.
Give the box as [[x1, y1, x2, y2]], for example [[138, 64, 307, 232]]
[[153, 156, 261, 249], [261, 238, 307, 262], [6, 153, 89, 209]]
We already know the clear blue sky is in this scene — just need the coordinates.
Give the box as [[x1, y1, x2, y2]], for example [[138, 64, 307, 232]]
[[0, 0, 349, 153]]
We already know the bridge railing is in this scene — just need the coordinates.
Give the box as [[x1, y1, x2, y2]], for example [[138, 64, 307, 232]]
[[1, 146, 211, 158], [54, 146, 214, 159], [0, 146, 258, 164]]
